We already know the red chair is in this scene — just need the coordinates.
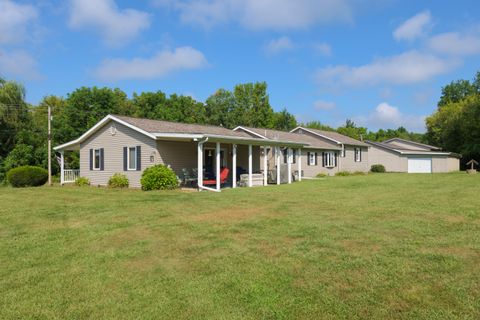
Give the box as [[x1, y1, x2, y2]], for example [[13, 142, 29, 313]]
[[203, 167, 230, 186]]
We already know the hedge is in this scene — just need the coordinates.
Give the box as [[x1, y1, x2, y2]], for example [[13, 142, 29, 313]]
[[6, 166, 48, 188]]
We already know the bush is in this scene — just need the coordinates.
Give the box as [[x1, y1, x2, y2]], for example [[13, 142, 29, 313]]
[[316, 173, 327, 178], [75, 176, 90, 186], [6, 166, 48, 188], [370, 164, 386, 173], [108, 173, 129, 188], [335, 171, 351, 176], [141, 165, 178, 191]]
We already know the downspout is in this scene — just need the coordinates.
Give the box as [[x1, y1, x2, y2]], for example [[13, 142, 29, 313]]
[[339, 143, 344, 172]]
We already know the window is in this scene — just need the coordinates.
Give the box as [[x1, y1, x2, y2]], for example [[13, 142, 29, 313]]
[[340, 147, 345, 158], [93, 149, 101, 170], [128, 147, 137, 170], [292, 149, 296, 164], [323, 152, 337, 168], [283, 149, 288, 164], [308, 152, 316, 166], [354, 148, 362, 162]]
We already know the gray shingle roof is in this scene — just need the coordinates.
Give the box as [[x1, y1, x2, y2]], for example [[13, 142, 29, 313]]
[[296, 127, 369, 147], [238, 126, 341, 150]]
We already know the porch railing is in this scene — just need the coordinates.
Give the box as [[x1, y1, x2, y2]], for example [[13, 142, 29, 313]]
[[63, 169, 80, 184]]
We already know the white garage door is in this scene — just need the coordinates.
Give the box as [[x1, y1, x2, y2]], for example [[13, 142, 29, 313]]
[[408, 158, 432, 173]]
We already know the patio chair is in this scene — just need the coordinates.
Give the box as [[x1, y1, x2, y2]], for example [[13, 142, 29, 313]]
[[181, 168, 197, 187], [203, 167, 230, 186]]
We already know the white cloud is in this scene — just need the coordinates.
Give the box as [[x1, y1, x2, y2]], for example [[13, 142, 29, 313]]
[[0, 49, 41, 80], [315, 50, 457, 88], [0, 0, 38, 44], [313, 42, 332, 57], [94, 46, 208, 81], [428, 32, 480, 56], [160, 0, 353, 30], [355, 102, 426, 131], [264, 36, 294, 55], [393, 10, 432, 41], [68, 0, 151, 47], [313, 100, 336, 110]]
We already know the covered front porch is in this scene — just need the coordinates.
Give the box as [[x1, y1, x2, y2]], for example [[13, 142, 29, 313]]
[[195, 137, 304, 192]]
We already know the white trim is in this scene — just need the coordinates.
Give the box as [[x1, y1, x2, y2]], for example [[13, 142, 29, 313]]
[[54, 115, 157, 151], [297, 148, 302, 181], [263, 146, 268, 186], [354, 147, 361, 162], [248, 144, 253, 187], [324, 151, 336, 168], [216, 142, 221, 191], [290, 126, 341, 144], [233, 126, 268, 139], [308, 152, 316, 166], [287, 148, 292, 184], [276, 147, 281, 185], [127, 146, 137, 171], [60, 150, 64, 185]]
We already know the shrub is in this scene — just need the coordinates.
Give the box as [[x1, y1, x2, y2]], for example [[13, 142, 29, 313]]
[[75, 176, 90, 186], [6, 166, 48, 188], [335, 171, 351, 176], [141, 165, 178, 191], [108, 173, 129, 188], [316, 173, 327, 178], [370, 164, 386, 173]]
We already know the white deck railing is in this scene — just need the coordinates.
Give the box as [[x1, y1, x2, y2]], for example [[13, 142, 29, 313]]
[[63, 169, 80, 184]]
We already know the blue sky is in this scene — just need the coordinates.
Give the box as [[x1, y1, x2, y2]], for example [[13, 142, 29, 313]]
[[1, 0, 480, 132]]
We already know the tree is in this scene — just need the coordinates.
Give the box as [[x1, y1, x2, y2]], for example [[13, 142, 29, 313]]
[[272, 108, 297, 131], [303, 121, 335, 131], [233, 82, 274, 128], [205, 89, 236, 128]]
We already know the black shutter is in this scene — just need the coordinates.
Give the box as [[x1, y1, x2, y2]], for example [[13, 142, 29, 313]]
[[89, 149, 93, 170], [359, 148, 362, 162], [335, 153, 338, 167], [283, 149, 287, 164], [100, 148, 104, 171], [136, 146, 141, 171], [315, 152, 318, 165], [354, 148, 357, 161], [322, 152, 325, 167], [123, 147, 127, 171], [307, 152, 311, 166], [293, 150, 296, 164]]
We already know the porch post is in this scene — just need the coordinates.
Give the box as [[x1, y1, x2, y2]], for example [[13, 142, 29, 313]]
[[60, 150, 65, 185], [248, 144, 253, 187], [287, 148, 292, 184], [263, 146, 268, 186], [216, 142, 221, 191], [298, 148, 302, 181], [276, 146, 281, 185], [197, 142, 203, 188], [232, 144, 237, 188]]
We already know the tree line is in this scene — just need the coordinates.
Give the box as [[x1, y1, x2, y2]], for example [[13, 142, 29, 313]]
[[2, 73, 478, 181]]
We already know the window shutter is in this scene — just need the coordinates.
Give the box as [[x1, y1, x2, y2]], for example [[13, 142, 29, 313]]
[[89, 149, 93, 170], [354, 148, 357, 162], [307, 152, 311, 166], [100, 148, 104, 171], [136, 146, 141, 171], [293, 150, 296, 164], [359, 148, 362, 162], [322, 152, 325, 167], [283, 149, 287, 164], [315, 152, 318, 165], [335, 153, 338, 167], [123, 147, 127, 171]]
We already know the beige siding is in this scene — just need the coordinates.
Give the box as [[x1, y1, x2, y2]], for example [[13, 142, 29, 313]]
[[368, 145, 407, 172], [447, 157, 460, 172], [156, 140, 197, 177], [80, 120, 157, 188], [339, 146, 369, 172]]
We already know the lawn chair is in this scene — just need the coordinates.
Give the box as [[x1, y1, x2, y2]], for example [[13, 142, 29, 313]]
[[203, 167, 230, 187], [181, 168, 197, 187]]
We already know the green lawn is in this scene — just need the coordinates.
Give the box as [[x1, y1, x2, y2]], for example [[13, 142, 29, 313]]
[[1, 174, 479, 319]]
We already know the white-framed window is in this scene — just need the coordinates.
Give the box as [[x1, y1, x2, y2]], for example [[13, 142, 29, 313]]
[[354, 148, 362, 162], [128, 147, 137, 170], [308, 152, 316, 166], [323, 152, 336, 168], [93, 149, 101, 170]]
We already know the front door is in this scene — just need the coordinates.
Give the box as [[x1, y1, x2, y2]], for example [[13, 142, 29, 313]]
[[204, 148, 227, 178]]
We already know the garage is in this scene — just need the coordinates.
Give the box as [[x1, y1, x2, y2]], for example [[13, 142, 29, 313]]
[[407, 157, 432, 173]]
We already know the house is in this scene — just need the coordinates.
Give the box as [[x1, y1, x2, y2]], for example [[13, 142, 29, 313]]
[[233, 126, 343, 177], [290, 126, 370, 173], [365, 138, 460, 173], [54, 114, 306, 191]]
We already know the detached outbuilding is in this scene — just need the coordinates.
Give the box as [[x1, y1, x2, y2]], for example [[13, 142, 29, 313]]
[[365, 138, 460, 173]]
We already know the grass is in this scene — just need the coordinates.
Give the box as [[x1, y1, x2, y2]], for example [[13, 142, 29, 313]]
[[1, 173, 479, 319]]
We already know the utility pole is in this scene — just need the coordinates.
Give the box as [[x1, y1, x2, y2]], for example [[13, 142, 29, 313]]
[[48, 104, 52, 186]]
